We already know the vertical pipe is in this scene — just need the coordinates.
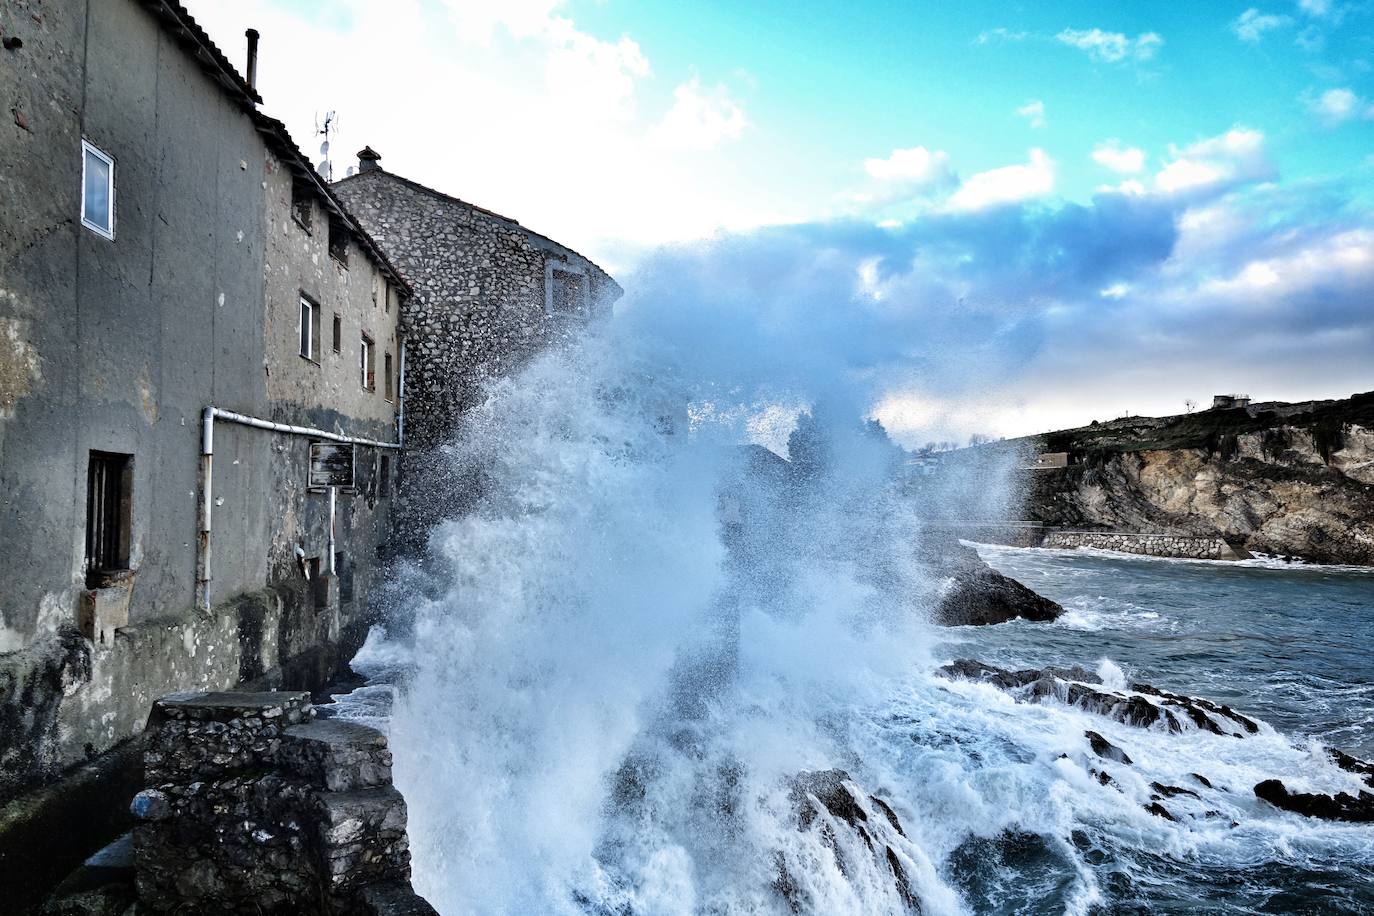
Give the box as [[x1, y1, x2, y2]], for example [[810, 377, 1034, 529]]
[[328, 485, 337, 576], [196, 407, 215, 610], [244, 29, 259, 94], [396, 336, 406, 446]]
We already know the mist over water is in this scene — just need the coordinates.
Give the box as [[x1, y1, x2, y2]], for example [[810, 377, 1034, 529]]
[[348, 238, 1374, 914]]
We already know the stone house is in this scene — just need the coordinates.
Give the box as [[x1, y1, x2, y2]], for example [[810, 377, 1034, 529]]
[[331, 151, 622, 530], [0, 0, 409, 902]]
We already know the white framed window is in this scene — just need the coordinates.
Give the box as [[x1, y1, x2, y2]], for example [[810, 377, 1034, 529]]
[[81, 140, 115, 239], [360, 333, 375, 390], [299, 295, 320, 361]]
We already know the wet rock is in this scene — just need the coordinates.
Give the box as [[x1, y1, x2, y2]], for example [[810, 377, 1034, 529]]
[[938, 659, 1258, 737], [1150, 781, 1200, 800], [1190, 773, 1213, 789], [780, 770, 922, 914], [1254, 779, 1374, 823], [1329, 748, 1374, 787], [932, 544, 1064, 626], [1085, 731, 1132, 765], [1143, 801, 1176, 821]]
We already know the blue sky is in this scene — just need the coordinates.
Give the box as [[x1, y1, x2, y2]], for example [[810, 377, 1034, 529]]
[[187, 0, 1374, 439]]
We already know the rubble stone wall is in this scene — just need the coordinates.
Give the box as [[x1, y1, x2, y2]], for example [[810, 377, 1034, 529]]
[[1042, 530, 1245, 560], [132, 691, 434, 916]]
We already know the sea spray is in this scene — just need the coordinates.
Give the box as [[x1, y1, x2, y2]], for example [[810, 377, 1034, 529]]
[[353, 235, 1374, 913]]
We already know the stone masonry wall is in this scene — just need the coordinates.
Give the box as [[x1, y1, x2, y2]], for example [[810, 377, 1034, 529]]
[[331, 164, 621, 538], [1041, 530, 1246, 561], [131, 691, 435, 916]]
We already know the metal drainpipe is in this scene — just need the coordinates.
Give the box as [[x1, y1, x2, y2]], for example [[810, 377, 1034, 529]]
[[195, 407, 401, 614], [396, 336, 407, 446]]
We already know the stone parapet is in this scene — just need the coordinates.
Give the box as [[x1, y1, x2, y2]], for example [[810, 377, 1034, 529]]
[[131, 691, 434, 916]]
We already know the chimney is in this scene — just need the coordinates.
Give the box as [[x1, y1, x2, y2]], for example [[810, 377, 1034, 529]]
[[357, 147, 382, 173], [244, 29, 259, 93]]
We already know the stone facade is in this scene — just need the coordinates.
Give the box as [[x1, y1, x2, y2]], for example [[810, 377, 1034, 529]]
[[1040, 530, 1247, 561], [331, 156, 622, 533], [332, 158, 621, 453], [131, 691, 434, 915]]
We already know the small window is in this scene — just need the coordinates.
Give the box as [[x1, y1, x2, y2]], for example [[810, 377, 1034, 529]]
[[332, 313, 342, 353], [86, 451, 132, 587], [379, 454, 391, 498], [360, 333, 375, 390], [328, 218, 348, 266], [291, 179, 313, 232], [81, 140, 115, 239], [384, 352, 393, 401], [383, 280, 392, 314], [299, 295, 321, 362]]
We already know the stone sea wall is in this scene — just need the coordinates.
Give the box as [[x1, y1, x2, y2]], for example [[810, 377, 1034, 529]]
[[1041, 530, 1246, 560]]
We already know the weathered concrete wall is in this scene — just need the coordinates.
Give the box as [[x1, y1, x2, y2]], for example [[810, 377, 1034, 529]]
[[0, 0, 271, 653], [0, 1, 406, 901], [1040, 530, 1246, 560]]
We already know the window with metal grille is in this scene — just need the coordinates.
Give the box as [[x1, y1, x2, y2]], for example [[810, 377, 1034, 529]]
[[85, 451, 132, 587], [332, 312, 342, 353], [328, 218, 348, 266], [384, 352, 393, 401], [291, 179, 313, 232]]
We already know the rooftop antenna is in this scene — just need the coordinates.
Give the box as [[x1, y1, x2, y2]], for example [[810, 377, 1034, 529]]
[[315, 110, 337, 181]]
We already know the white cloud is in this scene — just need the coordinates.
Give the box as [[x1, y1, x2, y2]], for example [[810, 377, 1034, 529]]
[[1232, 8, 1291, 42], [1092, 140, 1146, 174], [1154, 128, 1270, 195], [1201, 228, 1374, 300], [863, 146, 953, 186], [1298, 0, 1332, 17], [1056, 28, 1163, 63], [947, 148, 1054, 211], [650, 77, 747, 151], [1016, 99, 1046, 129], [1308, 87, 1374, 123], [1100, 282, 1131, 299]]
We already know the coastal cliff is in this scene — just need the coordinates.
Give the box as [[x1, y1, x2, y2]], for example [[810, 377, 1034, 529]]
[[1021, 392, 1374, 565]]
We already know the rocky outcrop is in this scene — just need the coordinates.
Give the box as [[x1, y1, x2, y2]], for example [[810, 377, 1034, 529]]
[[939, 659, 1374, 824], [779, 770, 922, 914], [1022, 392, 1374, 565], [930, 544, 1063, 626]]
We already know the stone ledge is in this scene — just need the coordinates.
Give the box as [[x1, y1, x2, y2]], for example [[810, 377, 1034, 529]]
[[283, 719, 393, 792]]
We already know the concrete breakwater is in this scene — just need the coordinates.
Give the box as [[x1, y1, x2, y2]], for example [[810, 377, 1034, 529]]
[[1040, 530, 1250, 561]]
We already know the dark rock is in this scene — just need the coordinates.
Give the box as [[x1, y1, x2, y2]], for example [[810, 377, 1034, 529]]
[[932, 544, 1064, 626], [1190, 773, 1213, 789], [1150, 781, 1200, 800], [1143, 802, 1176, 821], [1328, 748, 1374, 787], [1084, 731, 1132, 765], [1254, 779, 1374, 822]]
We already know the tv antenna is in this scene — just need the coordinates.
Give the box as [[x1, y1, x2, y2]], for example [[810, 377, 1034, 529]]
[[315, 110, 338, 181]]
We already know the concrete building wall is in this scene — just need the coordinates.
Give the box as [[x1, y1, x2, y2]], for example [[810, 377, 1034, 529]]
[[0, 4, 409, 896], [0, 0, 271, 653]]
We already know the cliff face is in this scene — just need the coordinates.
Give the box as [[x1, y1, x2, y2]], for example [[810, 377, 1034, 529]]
[[1024, 393, 1374, 565]]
